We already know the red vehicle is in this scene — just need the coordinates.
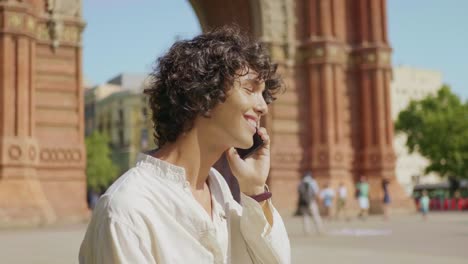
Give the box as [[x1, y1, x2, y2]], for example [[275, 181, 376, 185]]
[[412, 180, 468, 211]]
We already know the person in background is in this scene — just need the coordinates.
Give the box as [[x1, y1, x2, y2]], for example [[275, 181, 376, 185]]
[[420, 189, 430, 221], [320, 182, 335, 220], [335, 182, 348, 221], [382, 178, 391, 221], [356, 176, 370, 220], [86, 187, 100, 210], [298, 171, 323, 235]]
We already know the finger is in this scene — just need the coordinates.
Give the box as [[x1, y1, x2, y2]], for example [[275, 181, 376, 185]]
[[257, 127, 270, 145], [226, 147, 244, 169]]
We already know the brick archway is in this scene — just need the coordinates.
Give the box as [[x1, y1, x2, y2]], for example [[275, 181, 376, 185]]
[[188, 0, 412, 213], [0, 0, 412, 226]]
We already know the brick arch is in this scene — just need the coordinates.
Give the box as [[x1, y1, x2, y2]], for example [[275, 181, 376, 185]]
[[0, 1, 414, 227], [189, 0, 256, 33], [189, 0, 413, 214]]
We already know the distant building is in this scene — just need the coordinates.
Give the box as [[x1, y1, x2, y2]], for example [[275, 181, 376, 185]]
[[85, 73, 155, 174], [391, 66, 443, 194], [107, 73, 151, 91], [85, 83, 121, 136]]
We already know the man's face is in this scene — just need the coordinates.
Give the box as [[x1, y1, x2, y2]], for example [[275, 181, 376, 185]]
[[199, 69, 268, 149]]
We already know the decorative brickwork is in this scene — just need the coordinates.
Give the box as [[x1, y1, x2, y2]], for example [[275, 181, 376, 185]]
[[0, 0, 88, 227]]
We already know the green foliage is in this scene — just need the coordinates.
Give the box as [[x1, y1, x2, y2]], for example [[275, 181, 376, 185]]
[[85, 131, 119, 192], [395, 85, 468, 179]]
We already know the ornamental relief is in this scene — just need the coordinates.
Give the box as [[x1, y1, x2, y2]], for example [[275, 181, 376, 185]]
[[6, 13, 23, 29], [39, 147, 82, 163], [1, 4, 82, 48], [46, 0, 81, 17], [3, 141, 39, 164], [44, 0, 83, 49], [257, 0, 296, 61]]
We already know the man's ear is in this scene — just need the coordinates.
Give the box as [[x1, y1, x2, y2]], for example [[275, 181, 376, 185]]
[[200, 109, 212, 118]]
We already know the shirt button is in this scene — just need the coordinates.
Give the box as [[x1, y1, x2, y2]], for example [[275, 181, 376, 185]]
[[219, 213, 226, 220]]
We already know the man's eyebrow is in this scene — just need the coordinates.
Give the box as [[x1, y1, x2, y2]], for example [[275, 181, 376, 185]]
[[242, 77, 262, 85]]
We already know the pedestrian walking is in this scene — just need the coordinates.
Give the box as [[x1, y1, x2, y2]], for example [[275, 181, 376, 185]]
[[298, 171, 323, 234], [356, 176, 370, 220], [382, 178, 391, 221], [420, 190, 430, 221], [335, 182, 348, 221], [320, 183, 335, 220]]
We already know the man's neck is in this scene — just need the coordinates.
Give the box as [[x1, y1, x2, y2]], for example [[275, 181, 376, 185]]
[[153, 128, 225, 190]]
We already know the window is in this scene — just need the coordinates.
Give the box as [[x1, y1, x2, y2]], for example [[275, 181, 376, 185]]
[[141, 129, 148, 149], [119, 129, 124, 147], [118, 109, 124, 126]]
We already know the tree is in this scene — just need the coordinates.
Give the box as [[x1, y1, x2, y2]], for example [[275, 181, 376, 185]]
[[395, 85, 468, 180], [85, 131, 119, 192]]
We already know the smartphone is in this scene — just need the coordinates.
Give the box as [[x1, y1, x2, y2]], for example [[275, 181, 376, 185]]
[[235, 131, 264, 159]]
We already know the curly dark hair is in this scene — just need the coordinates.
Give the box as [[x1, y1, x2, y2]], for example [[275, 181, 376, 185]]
[[144, 25, 283, 147]]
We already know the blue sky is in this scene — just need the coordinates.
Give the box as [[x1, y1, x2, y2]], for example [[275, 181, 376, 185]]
[[83, 0, 467, 99], [388, 0, 467, 99]]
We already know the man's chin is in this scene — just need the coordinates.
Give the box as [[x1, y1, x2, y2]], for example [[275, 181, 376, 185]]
[[236, 138, 254, 149]]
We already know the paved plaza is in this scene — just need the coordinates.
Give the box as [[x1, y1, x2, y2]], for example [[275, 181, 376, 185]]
[[0, 212, 466, 264]]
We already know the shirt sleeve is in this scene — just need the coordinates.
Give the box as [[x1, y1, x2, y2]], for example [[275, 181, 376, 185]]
[[79, 216, 156, 264], [239, 193, 291, 264]]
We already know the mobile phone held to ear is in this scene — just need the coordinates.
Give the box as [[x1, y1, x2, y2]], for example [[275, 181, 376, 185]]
[[235, 131, 264, 159]]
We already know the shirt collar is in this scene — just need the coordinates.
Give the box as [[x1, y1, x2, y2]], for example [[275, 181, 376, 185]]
[[136, 153, 187, 183]]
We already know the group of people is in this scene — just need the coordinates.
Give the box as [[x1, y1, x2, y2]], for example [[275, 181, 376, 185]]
[[297, 171, 392, 234]]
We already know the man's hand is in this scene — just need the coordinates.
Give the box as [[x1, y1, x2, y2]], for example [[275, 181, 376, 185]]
[[226, 127, 270, 195]]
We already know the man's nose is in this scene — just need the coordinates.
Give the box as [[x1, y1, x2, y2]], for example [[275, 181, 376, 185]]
[[254, 94, 268, 116]]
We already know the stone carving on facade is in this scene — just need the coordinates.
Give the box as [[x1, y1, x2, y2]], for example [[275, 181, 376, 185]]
[[39, 147, 82, 163], [257, 0, 295, 63], [46, 0, 81, 17], [45, 0, 81, 49], [8, 145, 22, 160]]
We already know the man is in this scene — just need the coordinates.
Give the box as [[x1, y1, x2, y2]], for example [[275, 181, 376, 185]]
[[298, 171, 323, 234], [79, 26, 290, 263], [320, 182, 335, 220], [335, 182, 348, 220]]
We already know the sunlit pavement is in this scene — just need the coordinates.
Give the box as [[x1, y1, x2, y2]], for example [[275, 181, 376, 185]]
[[287, 212, 468, 264], [0, 212, 467, 264]]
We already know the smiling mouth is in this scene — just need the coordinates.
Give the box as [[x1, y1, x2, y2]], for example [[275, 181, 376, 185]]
[[244, 116, 258, 133]]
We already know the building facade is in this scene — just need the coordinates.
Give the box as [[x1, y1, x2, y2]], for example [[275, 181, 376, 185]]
[[391, 66, 443, 194], [85, 74, 154, 174]]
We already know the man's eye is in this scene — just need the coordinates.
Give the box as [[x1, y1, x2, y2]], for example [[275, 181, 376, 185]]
[[243, 87, 254, 93]]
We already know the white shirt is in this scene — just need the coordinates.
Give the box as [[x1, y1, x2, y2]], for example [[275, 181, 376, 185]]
[[320, 188, 335, 200], [79, 153, 290, 264], [338, 186, 347, 199]]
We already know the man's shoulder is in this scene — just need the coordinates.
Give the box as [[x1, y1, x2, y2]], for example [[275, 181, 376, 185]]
[[105, 166, 155, 196], [99, 166, 168, 214]]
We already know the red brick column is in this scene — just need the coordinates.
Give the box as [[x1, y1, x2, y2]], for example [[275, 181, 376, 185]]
[[0, 1, 55, 226], [293, 0, 355, 212], [351, 0, 413, 213], [0, 0, 88, 226]]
